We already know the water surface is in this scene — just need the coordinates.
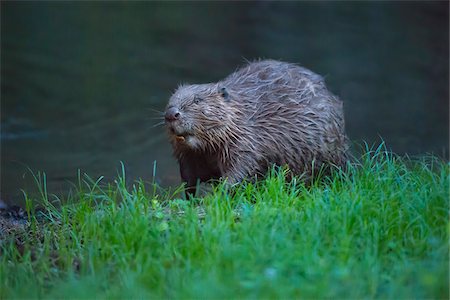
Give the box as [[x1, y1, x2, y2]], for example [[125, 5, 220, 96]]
[[1, 2, 448, 204]]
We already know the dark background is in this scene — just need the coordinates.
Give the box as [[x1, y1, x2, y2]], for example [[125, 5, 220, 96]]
[[1, 1, 449, 204]]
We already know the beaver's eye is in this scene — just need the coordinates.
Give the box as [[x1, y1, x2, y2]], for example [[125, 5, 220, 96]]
[[193, 96, 203, 104]]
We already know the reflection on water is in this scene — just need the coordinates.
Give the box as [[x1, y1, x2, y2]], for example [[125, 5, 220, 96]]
[[1, 2, 448, 205]]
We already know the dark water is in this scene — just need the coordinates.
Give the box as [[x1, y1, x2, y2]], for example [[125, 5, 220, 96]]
[[1, 2, 449, 205]]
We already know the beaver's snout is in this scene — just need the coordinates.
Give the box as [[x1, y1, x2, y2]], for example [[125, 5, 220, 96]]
[[165, 107, 181, 122]]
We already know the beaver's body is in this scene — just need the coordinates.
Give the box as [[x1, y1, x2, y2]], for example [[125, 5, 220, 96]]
[[165, 60, 348, 195]]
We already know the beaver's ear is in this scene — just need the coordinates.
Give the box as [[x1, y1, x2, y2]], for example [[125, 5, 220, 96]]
[[218, 87, 229, 100]]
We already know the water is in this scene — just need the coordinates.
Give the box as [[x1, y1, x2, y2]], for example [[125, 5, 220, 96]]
[[1, 2, 448, 205]]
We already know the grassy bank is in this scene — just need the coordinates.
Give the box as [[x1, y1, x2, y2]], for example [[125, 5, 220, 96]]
[[1, 148, 449, 299]]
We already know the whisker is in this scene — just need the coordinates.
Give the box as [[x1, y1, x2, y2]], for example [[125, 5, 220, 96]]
[[152, 121, 166, 128], [147, 108, 165, 115]]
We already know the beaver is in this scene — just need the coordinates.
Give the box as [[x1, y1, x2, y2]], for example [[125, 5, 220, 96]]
[[165, 59, 349, 195]]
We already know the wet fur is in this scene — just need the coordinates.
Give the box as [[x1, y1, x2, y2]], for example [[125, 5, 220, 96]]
[[166, 60, 349, 195]]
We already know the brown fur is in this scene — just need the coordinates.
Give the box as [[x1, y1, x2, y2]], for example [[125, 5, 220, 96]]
[[165, 60, 349, 195]]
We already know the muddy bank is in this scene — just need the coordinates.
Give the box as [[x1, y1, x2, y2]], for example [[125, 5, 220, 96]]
[[0, 200, 30, 253]]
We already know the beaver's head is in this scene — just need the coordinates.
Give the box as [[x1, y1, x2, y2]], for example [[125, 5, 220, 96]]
[[165, 83, 233, 150]]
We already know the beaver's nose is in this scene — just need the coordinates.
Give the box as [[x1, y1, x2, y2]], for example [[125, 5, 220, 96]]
[[165, 107, 181, 122]]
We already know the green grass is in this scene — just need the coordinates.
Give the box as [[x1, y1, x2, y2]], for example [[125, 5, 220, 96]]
[[1, 147, 449, 299]]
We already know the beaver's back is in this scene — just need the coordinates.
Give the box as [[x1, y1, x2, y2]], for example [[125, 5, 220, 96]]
[[222, 59, 328, 105]]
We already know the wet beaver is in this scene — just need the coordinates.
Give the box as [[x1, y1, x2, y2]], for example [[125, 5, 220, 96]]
[[165, 60, 348, 195]]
